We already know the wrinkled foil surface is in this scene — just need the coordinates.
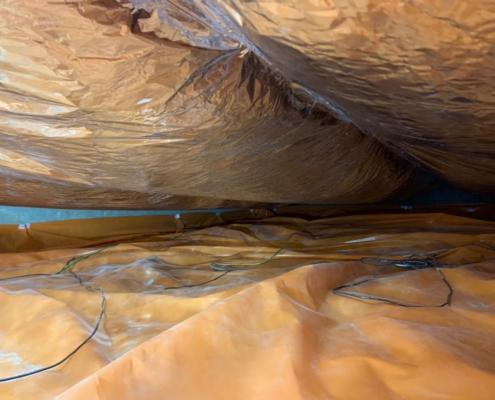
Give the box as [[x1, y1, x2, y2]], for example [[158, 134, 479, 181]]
[[2, 0, 494, 209], [213, 0, 495, 190], [0, 0, 412, 208]]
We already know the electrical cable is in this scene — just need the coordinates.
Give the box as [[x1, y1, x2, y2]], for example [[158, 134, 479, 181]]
[[0, 272, 106, 383], [333, 268, 453, 308]]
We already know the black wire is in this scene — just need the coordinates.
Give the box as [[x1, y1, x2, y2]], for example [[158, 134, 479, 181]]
[[57, 245, 116, 274], [0, 272, 106, 383], [162, 271, 229, 290], [360, 256, 439, 269], [333, 269, 453, 308], [0, 273, 57, 282], [209, 248, 283, 271]]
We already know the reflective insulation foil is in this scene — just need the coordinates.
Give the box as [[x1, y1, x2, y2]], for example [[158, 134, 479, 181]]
[[0, 0, 413, 209], [206, 0, 495, 190]]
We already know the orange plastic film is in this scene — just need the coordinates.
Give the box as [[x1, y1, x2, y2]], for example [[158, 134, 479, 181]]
[[0, 211, 494, 398]]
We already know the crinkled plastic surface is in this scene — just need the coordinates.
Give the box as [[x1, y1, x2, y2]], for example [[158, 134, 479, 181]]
[[209, 0, 495, 190], [0, 0, 411, 208], [1, 210, 495, 399]]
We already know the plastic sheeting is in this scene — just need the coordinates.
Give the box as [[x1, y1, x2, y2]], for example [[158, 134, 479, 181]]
[[1, 210, 495, 399], [0, 0, 411, 209]]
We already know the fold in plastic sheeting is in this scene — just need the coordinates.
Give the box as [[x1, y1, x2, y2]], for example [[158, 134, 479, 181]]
[[0, 0, 411, 209], [1, 211, 495, 399]]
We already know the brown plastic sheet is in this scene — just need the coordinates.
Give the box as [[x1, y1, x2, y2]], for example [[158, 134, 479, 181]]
[[0, 0, 411, 208], [204, 0, 495, 190], [1, 211, 495, 399]]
